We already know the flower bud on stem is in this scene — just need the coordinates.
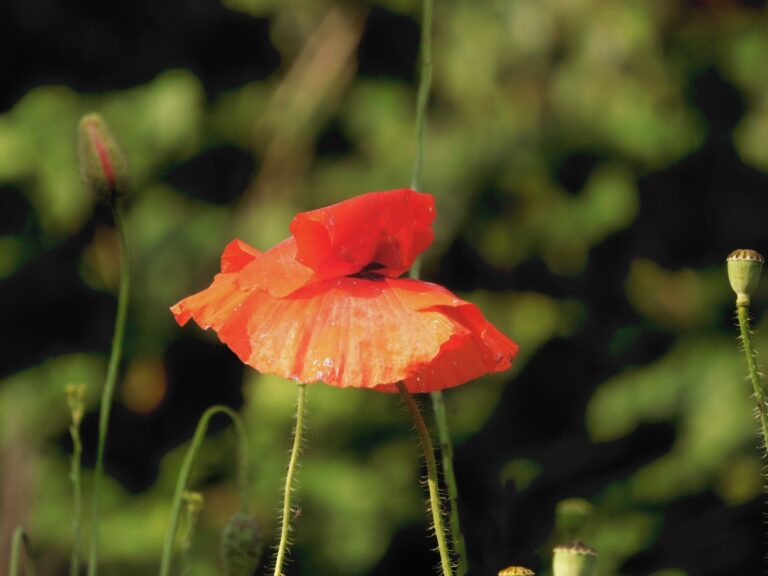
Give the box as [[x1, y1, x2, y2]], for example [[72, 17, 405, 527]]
[[78, 112, 132, 576], [727, 250, 768, 456], [78, 114, 129, 202]]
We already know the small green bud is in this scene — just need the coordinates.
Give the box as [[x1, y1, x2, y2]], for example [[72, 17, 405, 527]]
[[77, 113, 129, 201], [221, 513, 263, 576], [553, 542, 597, 576], [66, 383, 86, 426], [498, 567, 535, 575], [727, 249, 764, 306]]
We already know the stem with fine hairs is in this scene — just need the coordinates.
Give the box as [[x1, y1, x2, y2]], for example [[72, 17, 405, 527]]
[[397, 382, 453, 576], [409, 0, 468, 571], [273, 383, 308, 576]]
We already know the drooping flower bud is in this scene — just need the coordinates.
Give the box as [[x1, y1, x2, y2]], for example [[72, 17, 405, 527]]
[[77, 113, 129, 201], [727, 249, 764, 307], [498, 566, 535, 575], [552, 542, 597, 576], [221, 512, 264, 576]]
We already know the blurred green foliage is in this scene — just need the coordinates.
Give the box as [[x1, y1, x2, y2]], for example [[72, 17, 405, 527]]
[[2, 0, 768, 574]]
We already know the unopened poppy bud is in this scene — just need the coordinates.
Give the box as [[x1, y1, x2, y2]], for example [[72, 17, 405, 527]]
[[77, 113, 129, 201], [552, 542, 597, 576], [498, 567, 535, 575], [727, 249, 764, 306], [221, 512, 263, 576]]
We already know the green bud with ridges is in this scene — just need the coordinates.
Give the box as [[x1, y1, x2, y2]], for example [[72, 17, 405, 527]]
[[77, 113, 129, 201], [221, 513, 263, 576], [727, 249, 764, 306], [553, 542, 597, 576]]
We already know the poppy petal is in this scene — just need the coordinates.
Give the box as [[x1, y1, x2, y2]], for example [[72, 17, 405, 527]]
[[289, 188, 435, 279], [173, 273, 516, 392], [221, 239, 261, 273], [237, 238, 315, 298]]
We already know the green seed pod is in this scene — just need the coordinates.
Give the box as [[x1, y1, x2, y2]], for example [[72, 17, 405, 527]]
[[77, 113, 129, 201], [221, 513, 263, 576], [727, 249, 764, 306], [498, 567, 535, 575], [552, 542, 597, 576]]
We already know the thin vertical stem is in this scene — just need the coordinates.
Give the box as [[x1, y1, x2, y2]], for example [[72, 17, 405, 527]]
[[69, 394, 84, 576], [409, 0, 467, 571], [397, 382, 453, 576], [159, 405, 248, 576], [88, 200, 130, 576], [430, 390, 466, 572], [273, 384, 307, 576], [411, 0, 433, 194], [9, 527, 24, 576], [737, 304, 768, 451]]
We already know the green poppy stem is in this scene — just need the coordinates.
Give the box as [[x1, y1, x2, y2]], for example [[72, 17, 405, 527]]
[[430, 389, 467, 572], [88, 200, 130, 576], [9, 527, 24, 576], [273, 383, 308, 576], [736, 303, 768, 451], [159, 405, 249, 576], [397, 382, 453, 576], [66, 384, 86, 576], [409, 0, 468, 571]]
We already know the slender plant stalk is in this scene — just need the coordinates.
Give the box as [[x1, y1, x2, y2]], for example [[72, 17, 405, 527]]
[[409, 0, 468, 571], [67, 385, 85, 576], [410, 0, 433, 195], [180, 492, 204, 576], [430, 390, 466, 572], [273, 384, 308, 576], [9, 526, 24, 576], [737, 304, 768, 450], [87, 200, 130, 576], [159, 405, 248, 576], [397, 382, 453, 576]]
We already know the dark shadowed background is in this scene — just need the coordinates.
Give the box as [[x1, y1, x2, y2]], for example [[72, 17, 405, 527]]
[[1, 0, 768, 574]]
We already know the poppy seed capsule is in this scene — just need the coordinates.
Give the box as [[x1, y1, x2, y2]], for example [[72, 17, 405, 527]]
[[552, 542, 597, 576], [77, 113, 129, 201], [498, 567, 535, 575], [221, 513, 263, 576], [727, 249, 764, 306]]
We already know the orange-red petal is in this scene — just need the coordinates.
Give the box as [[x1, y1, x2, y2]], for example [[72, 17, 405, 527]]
[[172, 271, 517, 392], [289, 188, 435, 279]]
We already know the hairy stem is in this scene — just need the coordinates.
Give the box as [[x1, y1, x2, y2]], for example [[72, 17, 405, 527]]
[[430, 390, 466, 573], [737, 304, 768, 451], [88, 200, 130, 576], [398, 382, 453, 576], [159, 406, 248, 576], [273, 384, 308, 576], [409, 0, 468, 572]]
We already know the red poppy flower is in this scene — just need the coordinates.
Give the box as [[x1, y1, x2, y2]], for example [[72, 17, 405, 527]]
[[171, 189, 517, 392]]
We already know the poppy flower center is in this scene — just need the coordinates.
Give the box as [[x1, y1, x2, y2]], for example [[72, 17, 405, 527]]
[[348, 261, 387, 280]]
